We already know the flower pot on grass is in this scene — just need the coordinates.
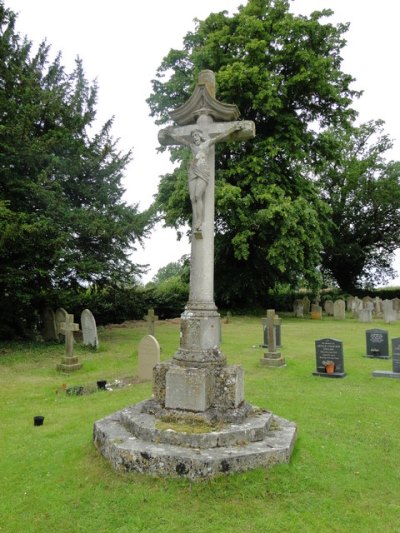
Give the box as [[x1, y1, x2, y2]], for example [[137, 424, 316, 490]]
[[34, 416, 44, 426]]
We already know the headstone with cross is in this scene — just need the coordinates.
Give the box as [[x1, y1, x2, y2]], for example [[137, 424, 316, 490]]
[[143, 308, 158, 336], [56, 314, 82, 372], [260, 309, 285, 367]]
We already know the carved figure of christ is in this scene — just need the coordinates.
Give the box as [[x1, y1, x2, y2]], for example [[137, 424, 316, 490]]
[[162, 122, 243, 233], [159, 115, 250, 306]]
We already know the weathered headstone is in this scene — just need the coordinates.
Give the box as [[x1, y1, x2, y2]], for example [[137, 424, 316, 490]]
[[56, 314, 82, 372], [346, 296, 354, 311], [313, 338, 346, 378], [81, 309, 99, 348], [260, 309, 285, 367], [310, 304, 322, 320], [55, 307, 68, 341], [324, 300, 334, 316], [293, 300, 304, 318], [41, 307, 58, 341], [358, 308, 372, 323], [333, 299, 346, 320], [93, 70, 296, 479], [138, 335, 160, 381], [352, 297, 363, 318], [302, 296, 311, 315], [362, 296, 374, 311], [373, 297, 383, 318], [372, 337, 400, 379], [392, 298, 400, 313], [365, 328, 389, 359], [143, 308, 158, 336]]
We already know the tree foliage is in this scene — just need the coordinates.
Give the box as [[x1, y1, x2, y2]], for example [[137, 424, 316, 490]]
[[0, 3, 152, 337], [147, 0, 360, 306], [316, 120, 400, 291]]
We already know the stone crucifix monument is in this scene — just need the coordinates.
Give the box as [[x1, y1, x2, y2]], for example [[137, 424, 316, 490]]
[[93, 70, 296, 479]]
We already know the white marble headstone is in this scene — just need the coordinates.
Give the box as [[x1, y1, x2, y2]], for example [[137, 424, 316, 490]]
[[81, 309, 99, 348]]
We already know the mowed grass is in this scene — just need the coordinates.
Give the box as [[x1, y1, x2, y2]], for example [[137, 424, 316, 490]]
[[1, 315, 400, 532]]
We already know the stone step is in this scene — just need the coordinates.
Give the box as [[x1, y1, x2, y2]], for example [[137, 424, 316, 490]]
[[119, 400, 273, 449], [93, 404, 296, 480]]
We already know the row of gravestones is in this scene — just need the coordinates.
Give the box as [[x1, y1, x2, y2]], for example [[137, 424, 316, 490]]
[[42, 307, 99, 348], [293, 296, 400, 323], [313, 328, 400, 379]]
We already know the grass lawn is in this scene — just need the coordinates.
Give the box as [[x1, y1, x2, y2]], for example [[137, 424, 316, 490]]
[[1, 315, 400, 532]]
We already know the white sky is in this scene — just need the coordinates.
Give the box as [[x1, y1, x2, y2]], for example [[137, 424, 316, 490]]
[[5, 0, 400, 284]]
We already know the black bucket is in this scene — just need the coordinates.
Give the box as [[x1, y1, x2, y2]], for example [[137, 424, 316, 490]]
[[97, 380, 107, 390], [34, 416, 44, 426]]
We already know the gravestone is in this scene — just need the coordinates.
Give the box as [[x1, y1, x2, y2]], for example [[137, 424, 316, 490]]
[[94, 70, 296, 479], [302, 296, 310, 315], [333, 299, 346, 320], [313, 338, 346, 378], [358, 309, 372, 323], [352, 297, 363, 318], [363, 296, 374, 312], [383, 308, 397, 324], [372, 337, 400, 379], [261, 313, 282, 348], [293, 300, 304, 318], [346, 296, 354, 311], [56, 314, 82, 372], [324, 300, 334, 316], [143, 308, 158, 336], [374, 297, 383, 318], [41, 307, 58, 341], [55, 307, 68, 341], [392, 298, 400, 314], [81, 309, 99, 348], [260, 309, 285, 367], [138, 335, 160, 381], [310, 304, 322, 320], [365, 328, 389, 359]]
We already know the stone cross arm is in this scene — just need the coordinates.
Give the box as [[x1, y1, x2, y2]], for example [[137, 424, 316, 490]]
[[158, 120, 255, 147]]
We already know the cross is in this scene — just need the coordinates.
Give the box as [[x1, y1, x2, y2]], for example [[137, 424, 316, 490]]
[[159, 70, 255, 307], [60, 314, 79, 358], [143, 308, 158, 336]]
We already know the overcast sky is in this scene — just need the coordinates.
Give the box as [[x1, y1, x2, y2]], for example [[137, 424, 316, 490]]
[[5, 0, 400, 283]]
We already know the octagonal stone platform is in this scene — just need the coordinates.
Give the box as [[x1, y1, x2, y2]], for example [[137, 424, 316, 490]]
[[93, 399, 296, 480]]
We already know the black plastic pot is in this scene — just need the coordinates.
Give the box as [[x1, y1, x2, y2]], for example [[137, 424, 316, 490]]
[[34, 416, 44, 426], [97, 380, 107, 390]]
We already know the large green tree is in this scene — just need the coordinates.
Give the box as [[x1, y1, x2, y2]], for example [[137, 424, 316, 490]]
[[0, 3, 152, 336], [147, 0, 359, 307], [316, 120, 400, 291]]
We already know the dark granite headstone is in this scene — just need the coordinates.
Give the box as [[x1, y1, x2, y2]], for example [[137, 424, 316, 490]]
[[392, 338, 400, 373], [313, 338, 346, 378], [365, 329, 389, 359], [372, 337, 400, 378]]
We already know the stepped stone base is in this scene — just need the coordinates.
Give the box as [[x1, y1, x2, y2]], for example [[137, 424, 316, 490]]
[[57, 356, 82, 372], [93, 399, 296, 480], [260, 352, 286, 367]]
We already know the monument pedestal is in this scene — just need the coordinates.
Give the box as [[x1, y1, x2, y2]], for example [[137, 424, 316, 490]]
[[57, 356, 82, 372]]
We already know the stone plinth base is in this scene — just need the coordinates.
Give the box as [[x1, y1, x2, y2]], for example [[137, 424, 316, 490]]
[[312, 371, 346, 378], [154, 362, 244, 421], [260, 352, 285, 368], [57, 356, 82, 372], [372, 370, 400, 379], [365, 355, 390, 359], [93, 399, 296, 480]]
